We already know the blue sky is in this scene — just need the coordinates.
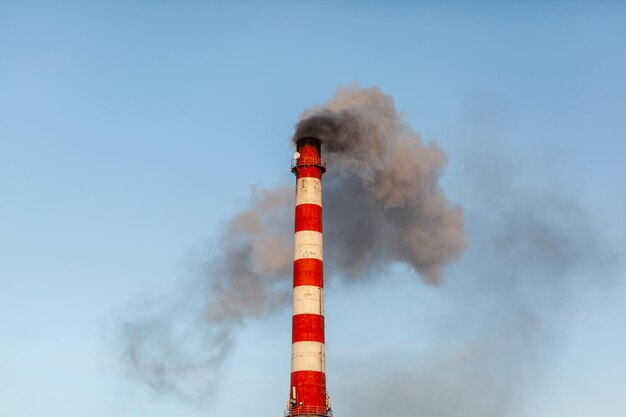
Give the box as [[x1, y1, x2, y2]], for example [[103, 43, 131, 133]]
[[1, 2, 625, 417]]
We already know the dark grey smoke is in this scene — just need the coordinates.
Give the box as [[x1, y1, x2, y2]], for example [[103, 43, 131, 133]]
[[115, 85, 466, 403], [296, 85, 467, 282]]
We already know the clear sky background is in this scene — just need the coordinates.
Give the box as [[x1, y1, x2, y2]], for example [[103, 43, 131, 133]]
[[1, 1, 625, 417]]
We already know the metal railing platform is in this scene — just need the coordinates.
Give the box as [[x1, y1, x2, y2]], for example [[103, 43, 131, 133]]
[[291, 157, 327, 174], [285, 405, 332, 417]]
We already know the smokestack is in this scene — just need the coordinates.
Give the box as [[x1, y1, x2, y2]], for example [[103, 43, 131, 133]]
[[287, 137, 331, 417]]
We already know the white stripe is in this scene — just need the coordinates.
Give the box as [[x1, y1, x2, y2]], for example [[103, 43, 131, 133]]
[[291, 341, 325, 373], [296, 177, 322, 207], [293, 285, 324, 316], [294, 230, 323, 261]]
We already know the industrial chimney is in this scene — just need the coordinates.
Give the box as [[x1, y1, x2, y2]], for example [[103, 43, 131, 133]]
[[286, 137, 332, 417]]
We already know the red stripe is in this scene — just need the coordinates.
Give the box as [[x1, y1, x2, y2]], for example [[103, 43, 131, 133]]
[[295, 140, 323, 179], [298, 141, 321, 160], [292, 314, 325, 343], [290, 370, 327, 407], [296, 167, 322, 179], [294, 204, 322, 233], [293, 259, 323, 287]]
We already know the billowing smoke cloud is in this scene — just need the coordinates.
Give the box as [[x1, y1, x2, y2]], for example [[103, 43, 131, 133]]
[[115, 85, 466, 403], [296, 86, 466, 281]]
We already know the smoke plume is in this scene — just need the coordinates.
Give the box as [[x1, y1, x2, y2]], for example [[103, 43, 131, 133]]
[[115, 85, 466, 402], [296, 86, 466, 281], [332, 129, 617, 417]]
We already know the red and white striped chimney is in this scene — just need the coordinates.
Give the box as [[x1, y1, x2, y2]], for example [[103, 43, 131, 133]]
[[286, 137, 331, 417]]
